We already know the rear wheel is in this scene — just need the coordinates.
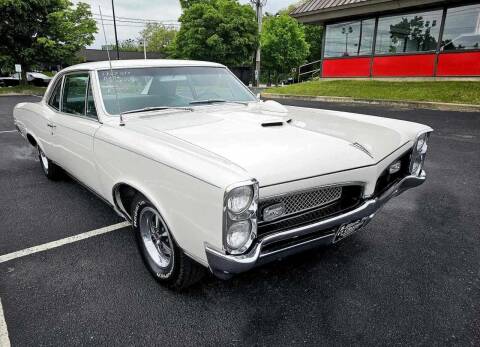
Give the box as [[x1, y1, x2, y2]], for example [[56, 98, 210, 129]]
[[38, 146, 62, 180], [131, 195, 206, 290]]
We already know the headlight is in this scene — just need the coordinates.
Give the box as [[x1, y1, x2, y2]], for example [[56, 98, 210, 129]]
[[416, 133, 428, 152], [226, 221, 251, 250], [410, 132, 430, 176], [223, 180, 258, 255], [227, 186, 253, 213]]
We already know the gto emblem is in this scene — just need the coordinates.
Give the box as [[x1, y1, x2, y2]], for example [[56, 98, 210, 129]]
[[263, 203, 285, 222]]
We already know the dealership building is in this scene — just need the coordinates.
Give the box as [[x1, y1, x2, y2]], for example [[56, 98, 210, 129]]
[[292, 0, 480, 78]]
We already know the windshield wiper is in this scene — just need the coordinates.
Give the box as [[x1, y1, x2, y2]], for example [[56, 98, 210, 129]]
[[121, 106, 193, 115], [189, 99, 249, 106]]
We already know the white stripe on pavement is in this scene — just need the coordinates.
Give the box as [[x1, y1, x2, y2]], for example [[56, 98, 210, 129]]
[[0, 221, 130, 264], [0, 130, 16, 134], [0, 298, 10, 347]]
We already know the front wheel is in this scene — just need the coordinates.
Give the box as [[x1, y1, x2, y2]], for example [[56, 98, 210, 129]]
[[38, 146, 62, 180], [131, 195, 206, 290]]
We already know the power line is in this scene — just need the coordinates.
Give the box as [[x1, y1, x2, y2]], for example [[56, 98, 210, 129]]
[[93, 17, 180, 26], [91, 12, 178, 23]]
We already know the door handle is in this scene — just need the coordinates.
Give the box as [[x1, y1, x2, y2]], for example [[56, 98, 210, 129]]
[[47, 123, 56, 128]]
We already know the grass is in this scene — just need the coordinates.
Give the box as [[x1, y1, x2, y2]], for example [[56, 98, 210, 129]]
[[0, 85, 46, 96], [264, 80, 480, 105]]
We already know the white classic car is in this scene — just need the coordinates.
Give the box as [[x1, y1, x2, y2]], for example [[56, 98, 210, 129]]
[[14, 60, 432, 289]]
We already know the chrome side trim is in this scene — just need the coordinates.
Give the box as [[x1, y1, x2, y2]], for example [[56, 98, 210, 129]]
[[206, 170, 427, 279]]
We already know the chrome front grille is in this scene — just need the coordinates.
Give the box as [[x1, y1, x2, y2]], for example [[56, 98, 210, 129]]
[[259, 186, 343, 221]]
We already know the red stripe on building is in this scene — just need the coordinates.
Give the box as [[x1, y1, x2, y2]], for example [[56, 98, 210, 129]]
[[322, 57, 371, 77], [372, 55, 436, 77], [436, 52, 480, 76]]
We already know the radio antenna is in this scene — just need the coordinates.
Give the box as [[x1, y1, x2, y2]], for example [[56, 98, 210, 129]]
[[99, 6, 124, 126]]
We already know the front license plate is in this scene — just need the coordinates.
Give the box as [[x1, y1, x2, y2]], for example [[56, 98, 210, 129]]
[[334, 218, 368, 243]]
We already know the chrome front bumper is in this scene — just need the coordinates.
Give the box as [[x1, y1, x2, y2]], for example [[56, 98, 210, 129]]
[[205, 171, 426, 279]]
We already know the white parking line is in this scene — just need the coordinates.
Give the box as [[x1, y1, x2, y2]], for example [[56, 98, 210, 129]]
[[0, 221, 130, 264], [0, 298, 10, 347], [0, 130, 16, 134]]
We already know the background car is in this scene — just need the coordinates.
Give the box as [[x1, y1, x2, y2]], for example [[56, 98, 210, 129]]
[[0, 72, 52, 87]]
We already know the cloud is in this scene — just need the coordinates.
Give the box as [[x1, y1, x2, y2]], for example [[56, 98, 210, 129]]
[[75, 0, 297, 48]]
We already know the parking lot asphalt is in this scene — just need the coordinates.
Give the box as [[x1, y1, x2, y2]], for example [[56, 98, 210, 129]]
[[1, 95, 479, 346]]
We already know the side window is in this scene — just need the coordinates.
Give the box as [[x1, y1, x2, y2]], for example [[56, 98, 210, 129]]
[[48, 78, 62, 110], [62, 73, 88, 116], [85, 79, 97, 119]]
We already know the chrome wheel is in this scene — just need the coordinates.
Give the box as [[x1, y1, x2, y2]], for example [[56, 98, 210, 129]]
[[39, 148, 49, 172], [139, 207, 173, 269]]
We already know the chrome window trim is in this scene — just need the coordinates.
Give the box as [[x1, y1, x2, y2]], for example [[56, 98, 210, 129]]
[[95, 66, 258, 117], [85, 71, 100, 121], [46, 70, 100, 123], [47, 75, 64, 111]]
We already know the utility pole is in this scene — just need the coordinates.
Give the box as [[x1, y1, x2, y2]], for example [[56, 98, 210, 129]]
[[143, 36, 147, 60], [111, 0, 120, 60], [250, 0, 266, 87]]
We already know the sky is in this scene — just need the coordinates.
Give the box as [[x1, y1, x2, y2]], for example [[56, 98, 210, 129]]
[[73, 0, 297, 49]]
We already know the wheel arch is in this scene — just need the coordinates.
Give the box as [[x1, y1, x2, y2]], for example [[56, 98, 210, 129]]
[[26, 132, 38, 147], [112, 182, 175, 236], [112, 181, 209, 269]]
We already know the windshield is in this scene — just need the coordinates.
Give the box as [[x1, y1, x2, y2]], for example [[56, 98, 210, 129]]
[[97, 66, 256, 115]]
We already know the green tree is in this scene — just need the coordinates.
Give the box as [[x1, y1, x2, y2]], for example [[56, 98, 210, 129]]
[[0, 0, 96, 83], [261, 14, 309, 83], [174, 0, 258, 66], [118, 39, 141, 52], [179, 0, 211, 8], [303, 24, 323, 62], [140, 23, 177, 55]]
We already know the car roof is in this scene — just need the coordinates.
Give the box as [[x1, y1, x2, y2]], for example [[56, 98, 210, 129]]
[[61, 59, 225, 72]]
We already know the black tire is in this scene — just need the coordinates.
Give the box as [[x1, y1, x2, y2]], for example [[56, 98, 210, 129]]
[[131, 194, 206, 290], [38, 146, 62, 180]]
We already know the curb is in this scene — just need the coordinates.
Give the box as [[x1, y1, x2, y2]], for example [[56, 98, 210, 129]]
[[0, 93, 43, 97], [261, 93, 480, 113]]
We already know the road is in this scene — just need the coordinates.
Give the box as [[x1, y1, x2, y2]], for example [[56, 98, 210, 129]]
[[0, 95, 479, 345]]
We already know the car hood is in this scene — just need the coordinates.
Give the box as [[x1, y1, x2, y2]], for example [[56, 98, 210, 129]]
[[125, 102, 412, 186]]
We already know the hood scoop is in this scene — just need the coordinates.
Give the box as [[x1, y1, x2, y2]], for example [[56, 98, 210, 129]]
[[261, 119, 292, 127], [261, 121, 284, 127]]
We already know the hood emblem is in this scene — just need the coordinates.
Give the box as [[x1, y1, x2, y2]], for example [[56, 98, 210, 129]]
[[263, 203, 286, 222], [351, 142, 373, 158]]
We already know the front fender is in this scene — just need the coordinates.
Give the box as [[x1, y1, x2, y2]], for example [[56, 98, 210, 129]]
[[95, 137, 225, 265]]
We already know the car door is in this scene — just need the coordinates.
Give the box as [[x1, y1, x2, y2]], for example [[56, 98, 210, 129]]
[[35, 75, 63, 162], [50, 71, 103, 194]]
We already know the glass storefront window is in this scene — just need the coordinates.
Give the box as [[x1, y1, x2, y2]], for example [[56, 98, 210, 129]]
[[442, 4, 480, 51], [375, 10, 442, 54], [324, 19, 375, 58], [359, 19, 376, 55]]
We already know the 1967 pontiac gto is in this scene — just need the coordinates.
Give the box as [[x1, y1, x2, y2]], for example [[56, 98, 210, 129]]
[[13, 60, 432, 289]]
